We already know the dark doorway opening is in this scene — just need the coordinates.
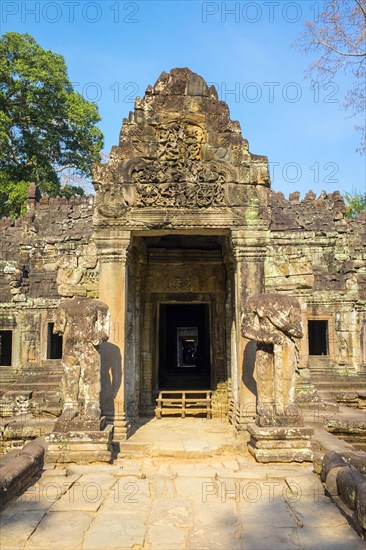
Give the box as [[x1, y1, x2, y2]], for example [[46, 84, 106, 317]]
[[308, 320, 328, 355], [47, 323, 63, 359], [0, 330, 12, 366], [159, 303, 210, 389]]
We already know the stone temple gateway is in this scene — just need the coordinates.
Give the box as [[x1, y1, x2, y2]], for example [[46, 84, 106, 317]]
[[92, 67, 273, 439], [0, 68, 365, 452]]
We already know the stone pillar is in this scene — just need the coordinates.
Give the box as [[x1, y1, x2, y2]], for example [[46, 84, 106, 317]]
[[231, 229, 267, 429], [95, 230, 131, 440]]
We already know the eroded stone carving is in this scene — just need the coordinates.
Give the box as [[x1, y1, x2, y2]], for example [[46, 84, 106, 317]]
[[156, 122, 204, 161], [54, 297, 110, 420], [132, 158, 226, 208], [241, 293, 303, 426], [92, 68, 271, 221]]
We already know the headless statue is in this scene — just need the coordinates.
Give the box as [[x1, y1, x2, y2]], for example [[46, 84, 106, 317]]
[[241, 293, 303, 426], [54, 297, 110, 420]]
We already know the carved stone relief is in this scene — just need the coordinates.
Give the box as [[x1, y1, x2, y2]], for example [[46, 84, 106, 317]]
[[146, 264, 223, 293]]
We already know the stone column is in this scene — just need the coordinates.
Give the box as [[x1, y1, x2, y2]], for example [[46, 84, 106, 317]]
[[231, 229, 267, 429], [95, 230, 131, 440]]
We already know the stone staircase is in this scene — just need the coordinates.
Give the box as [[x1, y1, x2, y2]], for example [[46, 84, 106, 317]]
[[0, 367, 18, 396], [310, 373, 366, 404]]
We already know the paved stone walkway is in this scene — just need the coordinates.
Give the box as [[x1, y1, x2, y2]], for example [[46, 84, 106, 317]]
[[120, 417, 241, 457], [1, 455, 364, 550]]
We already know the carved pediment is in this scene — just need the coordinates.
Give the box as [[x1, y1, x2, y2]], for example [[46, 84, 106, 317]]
[[93, 68, 270, 218]]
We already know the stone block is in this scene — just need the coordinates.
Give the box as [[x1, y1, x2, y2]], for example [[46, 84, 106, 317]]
[[247, 424, 314, 463], [46, 424, 113, 464], [250, 437, 312, 449], [53, 416, 105, 433], [336, 467, 365, 510], [325, 466, 347, 496], [0, 441, 45, 508], [355, 480, 366, 530], [248, 425, 313, 440], [320, 451, 348, 482], [341, 451, 366, 474], [248, 445, 313, 463]]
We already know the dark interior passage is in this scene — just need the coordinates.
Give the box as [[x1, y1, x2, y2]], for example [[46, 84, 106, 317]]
[[159, 303, 210, 389], [308, 320, 328, 355], [47, 323, 63, 359], [0, 330, 12, 366]]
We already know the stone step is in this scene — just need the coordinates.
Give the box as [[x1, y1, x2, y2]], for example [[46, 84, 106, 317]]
[[15, 382, 61, 390], [19, 375, 61, 381], [311, 375, 366, 383], [118, 439, 244, 459], [316, 389, 364, 400], [0, 368, 19, 393], [17, 371, 62, 378], [118, 450, 146, 459], [119, 442, 150, 454], [312, 383, 366, 394]]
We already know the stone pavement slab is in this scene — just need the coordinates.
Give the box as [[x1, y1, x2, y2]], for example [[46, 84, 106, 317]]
[[99, 476, 151, 512], [146, 524, 186, 549], [0, 473, 82, 514], [238, 498, 297, 528], [296, 526, 365, 550], [186, 522, 242, 550], [24, 511, 94, 549], [50, 481, 107, 512], [1, 453, 365, 550], [0, 510, 47, 549], [149, 498, 193, 528], [289, 495, 350, 527], [82, 512, 146, 549], [240, 526, 300, 550]]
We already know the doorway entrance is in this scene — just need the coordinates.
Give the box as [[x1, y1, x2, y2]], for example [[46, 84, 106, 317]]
[[158, 303, 211, 389]]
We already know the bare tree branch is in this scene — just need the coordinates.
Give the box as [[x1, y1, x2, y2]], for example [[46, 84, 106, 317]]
[[294, 0, 366, 153]]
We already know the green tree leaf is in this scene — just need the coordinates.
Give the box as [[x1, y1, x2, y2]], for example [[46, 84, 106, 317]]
[[0, 32, 103, 217], [344, 187, 366, 218]]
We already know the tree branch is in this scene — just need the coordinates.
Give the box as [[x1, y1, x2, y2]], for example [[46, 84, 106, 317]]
[[354, 0, 366, 18], [310, 27, 366, 57], [54, 164, 78, 173]]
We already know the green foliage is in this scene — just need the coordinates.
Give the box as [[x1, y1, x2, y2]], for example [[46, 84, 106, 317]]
[[0, 175, 29, 218], [60, 185, 85, 199], [0, 32, 103, 217], [344, 188, 366, 218]]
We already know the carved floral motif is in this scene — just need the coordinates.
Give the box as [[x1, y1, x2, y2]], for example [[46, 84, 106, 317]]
[[136, 181, 224, 208]]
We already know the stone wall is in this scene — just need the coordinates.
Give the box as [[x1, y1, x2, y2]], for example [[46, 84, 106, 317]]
[[0, 194, 96, 306], [267, 190, 366, 391], [1, 186, 365, 422], [0, 194, 96, 421]]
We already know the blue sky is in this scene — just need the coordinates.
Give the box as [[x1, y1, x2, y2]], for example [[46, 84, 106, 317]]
[[1, 0, 365, 198]]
